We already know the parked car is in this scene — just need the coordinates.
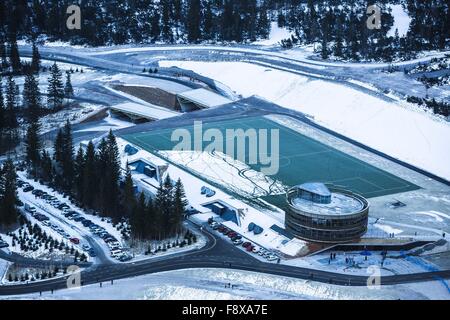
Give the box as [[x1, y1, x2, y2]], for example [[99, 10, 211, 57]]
[[252, 246, 260, 254], [0, 241, 9, 248], [23, 186, 34, 192], [70, 238, 80, 245], [266, 255, 278, 262], [233, 239, 243, 246], [118, 254, 132, 262], [82, 220, 93, 227], [110, 249, 122, 258], [16, 180, 25, 188], [25, 204, 37, 214], [242, 242, 251, 248]]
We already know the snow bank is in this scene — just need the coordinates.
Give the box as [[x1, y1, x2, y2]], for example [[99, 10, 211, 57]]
[[159, 60, 450, 182], [254, 22, 294, 46]]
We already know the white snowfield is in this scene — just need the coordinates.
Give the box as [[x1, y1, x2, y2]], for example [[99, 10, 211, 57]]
[[1, 268, 448, 300], [159, 60, 450, 182]]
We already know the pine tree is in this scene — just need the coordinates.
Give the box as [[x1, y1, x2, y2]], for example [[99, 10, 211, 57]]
[[25, 121, 41, 174], [131, 192, 146, 240], [187, 0, 201, 43], [155, 175, 174, 237], [82, 141, 97, 209], [321, 37, 329, 59], [145, 198, 157, 239], [74, 146, 85, 202], [61, 120, 74, 191], [64, 71, 74, 99], [31, 41, 41, 73], [0, 41, 8, 71], [40, 149, 53, 182], [53, 128, 64, 163], [0, 159, 19, 227], [172, 178, 187, 234], [122, 163, 136, 217], [5, 75, 19, 129], [23, 71, 42, 122], [257, 3, 271, 39], [97, 130, 121, 220], [202, 0, 213, 40], [8, 35, 21, 74], [47, 62, 64, 110], [161, 0, 174, 43], [53, 121, 74, 190]]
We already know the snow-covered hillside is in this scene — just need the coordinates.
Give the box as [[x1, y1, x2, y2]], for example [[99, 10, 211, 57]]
[[159, 60, 450, 182]]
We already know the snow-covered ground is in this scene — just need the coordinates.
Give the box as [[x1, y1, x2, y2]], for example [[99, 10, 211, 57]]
[[117, 138, 302, 257], [254, 22, 294, 46], [158, 150, 286, 198], [2, 268, 448, 300], [0, 259, 10, 283], [388, 4, 412, 37], [159, 60, 450, 182]]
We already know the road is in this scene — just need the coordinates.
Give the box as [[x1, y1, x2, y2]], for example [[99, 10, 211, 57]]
[[1, 220, 449, 296]]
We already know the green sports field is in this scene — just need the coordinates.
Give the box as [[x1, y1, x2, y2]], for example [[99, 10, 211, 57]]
[[122, 116, 420, 205]]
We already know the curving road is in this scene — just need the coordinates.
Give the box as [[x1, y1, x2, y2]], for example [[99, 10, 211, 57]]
[[1, 220, 450, 296]]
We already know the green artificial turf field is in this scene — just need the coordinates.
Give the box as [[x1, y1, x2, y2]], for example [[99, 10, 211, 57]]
[[122, 116, 420, 204]]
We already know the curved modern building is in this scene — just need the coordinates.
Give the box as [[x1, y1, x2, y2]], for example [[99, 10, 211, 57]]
[[285, 183, 369, 243]]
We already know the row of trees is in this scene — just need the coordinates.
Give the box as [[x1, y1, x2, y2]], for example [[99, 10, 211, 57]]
[[0, 40, 73, 154], [127, 172, 188, 240], [26, 121, 188, 240], [1, 0, 448, 61], [0, 159, 19, 227], [1, 0, 271, 45], [275, 0, 449, 61]]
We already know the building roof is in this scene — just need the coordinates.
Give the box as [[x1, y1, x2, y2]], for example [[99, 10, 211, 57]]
[[110, 102, 178, 121], [291, 193, 365, 216], [298, 182, 331, 197], [177, 88, 232, 108]]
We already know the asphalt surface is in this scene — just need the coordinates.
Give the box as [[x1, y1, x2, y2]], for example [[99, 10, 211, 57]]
[[1, 220, 450, 296]]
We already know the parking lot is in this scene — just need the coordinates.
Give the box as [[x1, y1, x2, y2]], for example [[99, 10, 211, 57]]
[[207, 218, 280, 263], [16, 177, 132, 263]]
